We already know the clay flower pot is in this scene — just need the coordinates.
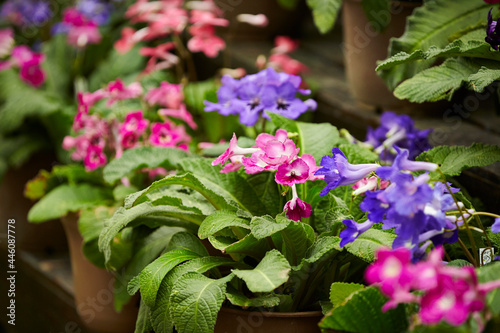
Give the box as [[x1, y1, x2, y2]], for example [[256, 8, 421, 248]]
[[214, 307, 323, 333], [342, 0, 420, 110], [61, 213, 138, 333]]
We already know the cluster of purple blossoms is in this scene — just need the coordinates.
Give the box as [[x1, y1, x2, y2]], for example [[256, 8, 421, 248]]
[[0, 0, 52, 27], [365, 111, 432, 163], [204, 67, 317, 127], [212, 129, 323, 221], [367, 247, 500, 329], [316, 145, 478, 259]]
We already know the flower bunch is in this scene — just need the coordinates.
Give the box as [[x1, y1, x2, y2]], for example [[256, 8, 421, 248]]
[[204, 67, 317, 126], [52, 0, 112, 48], [0, 29, 45, 87], [367, 247, 500, 328], [212, 129, 322, 221], [0, 0, 52, 27], [115, 0, 228, 72], [63, 78, 192, 171], [364, 111, 432, 163]]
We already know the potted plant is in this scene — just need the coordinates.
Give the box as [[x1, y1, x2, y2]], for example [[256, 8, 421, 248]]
[[376, 0, 500, 104], [306, 0, 422, 109]]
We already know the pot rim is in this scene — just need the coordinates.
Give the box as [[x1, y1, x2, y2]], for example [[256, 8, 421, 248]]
[[220, 307, 323, 318]]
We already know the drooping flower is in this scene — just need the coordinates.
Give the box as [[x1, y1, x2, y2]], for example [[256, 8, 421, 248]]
[[283, 184, 311, 221], [316, 148, 379, 196]]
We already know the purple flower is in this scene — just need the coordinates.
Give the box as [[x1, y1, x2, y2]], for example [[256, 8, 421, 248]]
[[261, 81, 313, 120], [204, 75, 244, 116], [339, 219, 375, 247], [366, 111, 431, 163], [486, 9, 500, 51], [316, 148, 379, 196], [377, 147, 438, 180], [360, 190, 389, 222], [492, 217, 500, 233]]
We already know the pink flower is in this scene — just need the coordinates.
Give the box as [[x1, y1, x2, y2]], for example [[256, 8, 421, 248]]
[[80, 89, 106, 107], [84, 145, 107, 170], [301, 154, 322, 181], [149, 8, 189, 35], [212, 133, 259, 167], [275, 158, 310, 186], [190, 10, 228, 27], [352, 176, 389, 196], [272, 36, 299, 54], [19, 54, 45, 87], [149, 122, 186, 147], [0, 28, 14, 58], [187, 25, 225, 58], [140, 43, 178, 73], [67, 24, 101, 48], [145, 81, 183, 108], [115, 27, 136, 54], [221, 155, 244, 173], [257, 136, 299, 168], [119, 111, 149, 149], [236, 14, 268, 27], [268, 54, 308, 76], [159, 104, 198, 130], [105, 79, 143, 106], [283, 184, 311, 221]]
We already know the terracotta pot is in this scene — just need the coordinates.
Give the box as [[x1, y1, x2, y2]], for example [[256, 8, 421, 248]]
[[342, 0, 420, 110], [214, 307, 323, 333], [61, 213, 138, 333], [0, 154, 67, 252]]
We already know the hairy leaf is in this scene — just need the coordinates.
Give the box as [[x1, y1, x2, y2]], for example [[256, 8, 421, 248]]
[[329, 282, 365, 308], [306, 0, 342, 34], [199, 210, 250, 239], [345, 229, 396, 262]]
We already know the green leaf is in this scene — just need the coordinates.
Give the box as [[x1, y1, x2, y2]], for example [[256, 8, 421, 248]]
[[28, 184, 112, 223], [345, 229, 396, 262], [306, 0, 342, 34], [42, 34, 72, 96], [277, 216, 315, 266], [250, 215, 290, 240], [151, 257, 240, 333], [199, 210, 250, 239], [337, 143, 379, 164], [277, 0, 299, 10], [379, 0, 492, 91], [468, 66, 500, 92], [478, 262, 500, 316], [320, 287, 408, 332], [416, 143, 500, 177], [303, 236, 342, 265], [246, 172, 281, 217], [165, 231, 209, 257], [170, 273, 233, 333], [233, 249, 291, 293], [361, 0, 391, 32], [103, 147, 188, 184], [226, 288, 280, 309], [329, 282, 365, 308], [135, 299, 153, 333], [99, 202, 206, 263], [393, 58, 483, 103], [139, 249, 201, 307]]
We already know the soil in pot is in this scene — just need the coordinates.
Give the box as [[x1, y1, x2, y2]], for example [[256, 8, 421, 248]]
[[342, 0, 420, 111], [214, 307, 323, 333], [61, 213, 138, 333], [0, 154, 67, 253]]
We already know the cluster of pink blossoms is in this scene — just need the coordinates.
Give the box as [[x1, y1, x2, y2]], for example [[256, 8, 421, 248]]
[[0, 28, 45, 87], [63, 78, 193, 171], [367, 247, 500, 329], [52, 7, 101, 48], [115, 0, 228, 73], [212, 129, 323, 221]]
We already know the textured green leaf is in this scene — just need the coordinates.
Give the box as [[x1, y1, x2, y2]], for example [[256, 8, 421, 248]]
[[245, 172, 281, 217], [337, 143, 379, 164], [208, 234, 270, 259], [320, 287, 408, 332], [379, 0, 492, 90], [277, 216, 315, 266], [165, 231, 209, 257], [345, 229, 396, 262], [416, 143, 500, 177], [306, 0, 342, 34], [147, 188, 215, 216], [250, 215, 290, 240], [139, 249, 200, 307], [297, 121, 341, 163], [226, 288, 280, 309], [304, 236, 342, 265], [170, 273, 233, 333], [198, 210, 250, 239], [151, 257, 240, 333], [361, 0, 390, 32], [233, 249, 291, 293], [135, 299, 153, 333], [329, 282, 365, 308], [468, 66, 500, 92], [393, 58, 483, 103], [28, 184, 112, 223], [99, 202, 206, 263], [103, 147, 188, 184]]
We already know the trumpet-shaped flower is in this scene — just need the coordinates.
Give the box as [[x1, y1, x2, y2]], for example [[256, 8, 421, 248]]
[[316, 148, 379, 196], [283, 184, 311, 221], [212, 133, 259, 167], [492, 217, 500, 233], [339, 219, 375, 247]]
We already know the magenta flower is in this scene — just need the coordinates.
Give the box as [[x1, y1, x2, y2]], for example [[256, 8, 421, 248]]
[[84, 145, 107, 170], [275, 158, 310, 186], [105, 79, 143, 106], [119, 111, 149, 149], [149, 122, 183, 147], [19, 54, 45, 87], [283, 184, 311, 221], [212, 133, 259, 167]]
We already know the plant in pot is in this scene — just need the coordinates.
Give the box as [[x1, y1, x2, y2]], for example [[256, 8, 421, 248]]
[[376, 0, 500, 105], [99, 93, 500, 333], [26, 73, 199, 333], [306, 0, 422, 110]]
